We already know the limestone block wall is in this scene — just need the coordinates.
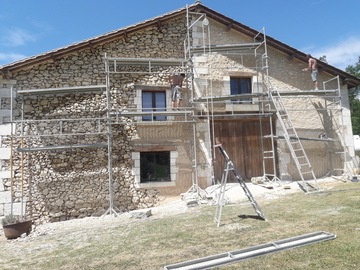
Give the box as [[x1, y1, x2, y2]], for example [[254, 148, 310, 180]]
[[268, 48, 354, 179], [133, 121, 194, 195], [191, 17, 355, 181], [0, 79, 17, 217], [1, 12, 356, 224], [0, 124, 14, 217]]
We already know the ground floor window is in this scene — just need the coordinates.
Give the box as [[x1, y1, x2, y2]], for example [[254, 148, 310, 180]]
[[140, 151, 170, 182]]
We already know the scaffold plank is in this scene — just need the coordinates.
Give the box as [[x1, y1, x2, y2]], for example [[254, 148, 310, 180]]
[[192, 42, 262, 53], [193, 93, 266, 102], [16, 143, 108, 152], [107, 57, 187, 66], [17, 85, 106, 95]]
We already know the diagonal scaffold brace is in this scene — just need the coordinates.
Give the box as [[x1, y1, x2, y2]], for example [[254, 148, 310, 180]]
[[214, 144, 266, 226]]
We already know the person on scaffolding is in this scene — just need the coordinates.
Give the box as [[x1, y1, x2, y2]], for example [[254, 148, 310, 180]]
[[303, 54, 319, 90], [169, 73, 185, 109]]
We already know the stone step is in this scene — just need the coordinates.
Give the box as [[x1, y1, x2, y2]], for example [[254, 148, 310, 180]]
[[130, 209, 152, 219]]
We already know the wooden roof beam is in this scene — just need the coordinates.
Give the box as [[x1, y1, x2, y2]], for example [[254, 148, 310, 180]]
[[1, 69, 13, 80], [157, 20, 163, 31], [124, 31, 129, 42], [288, 53, 296, 60], [87, 41, 96, 53]]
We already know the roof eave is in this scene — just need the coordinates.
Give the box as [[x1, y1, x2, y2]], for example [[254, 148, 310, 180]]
[[1, 2, 360, 88], [192, 4, 360, 88], [0, 3, 198, 72]]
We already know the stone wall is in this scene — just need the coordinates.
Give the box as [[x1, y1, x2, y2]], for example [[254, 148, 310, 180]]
[[192, 17, 355, 181], [0, 13, 356, 224], [1, 16, 190, 223]]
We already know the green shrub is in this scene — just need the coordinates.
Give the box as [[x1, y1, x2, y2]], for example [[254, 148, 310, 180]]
[[1, 214, 22, 226]]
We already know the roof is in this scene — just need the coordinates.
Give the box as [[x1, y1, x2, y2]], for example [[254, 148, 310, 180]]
[[1, 1, 360, 88]]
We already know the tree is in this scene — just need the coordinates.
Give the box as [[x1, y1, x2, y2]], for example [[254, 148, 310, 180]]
[[346, 57, 360, 135], [319, 55, 328, 63], [346, 56, 360, 77]]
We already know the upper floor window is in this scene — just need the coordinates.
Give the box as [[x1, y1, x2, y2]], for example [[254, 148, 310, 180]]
[[142, 91, 166, 121], [230, 77, 252, 103]]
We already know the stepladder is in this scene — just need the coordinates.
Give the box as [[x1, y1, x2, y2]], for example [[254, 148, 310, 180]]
[[214, 144, 266, 226]]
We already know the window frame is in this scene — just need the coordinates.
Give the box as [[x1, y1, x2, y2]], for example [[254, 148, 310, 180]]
[[141, 90, 167, 121], [230, 77, 252, 103], [132, 149, 178, 188], [140, 151, 171, 183]]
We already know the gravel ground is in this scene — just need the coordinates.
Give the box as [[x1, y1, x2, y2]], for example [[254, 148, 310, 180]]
[[0, 176, 345, 243]]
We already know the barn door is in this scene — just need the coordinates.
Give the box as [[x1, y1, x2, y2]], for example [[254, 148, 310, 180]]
[[212, 118, 276, 182]]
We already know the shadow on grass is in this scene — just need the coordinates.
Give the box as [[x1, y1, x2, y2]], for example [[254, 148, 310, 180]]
[[312, 187, 360, 196], [238, 214, 265, 221]]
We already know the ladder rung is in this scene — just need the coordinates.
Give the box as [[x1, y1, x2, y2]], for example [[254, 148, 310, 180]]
[[301, 174, 314, 178], [291, 141, 301, 145], [300, 163, 310, 166]]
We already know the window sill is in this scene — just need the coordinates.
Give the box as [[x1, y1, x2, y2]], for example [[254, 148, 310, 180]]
[[136, 121, 175, 126], [135, 181, 176, 188], [225, 103, 260, 112]]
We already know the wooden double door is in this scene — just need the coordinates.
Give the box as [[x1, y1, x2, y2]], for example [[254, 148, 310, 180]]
[[212, 118, 277, 182]]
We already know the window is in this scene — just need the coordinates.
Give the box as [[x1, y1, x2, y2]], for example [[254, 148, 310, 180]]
[[132, 149, 177, 187], [142, 91, 166, 121], [230, 77, 252, 103], [140, 151, 170, 182]]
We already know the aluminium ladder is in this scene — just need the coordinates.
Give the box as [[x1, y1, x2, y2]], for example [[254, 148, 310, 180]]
[[269, 90, 319, 192], [214, 144, 266, 227], [164, 231, 336, 270]]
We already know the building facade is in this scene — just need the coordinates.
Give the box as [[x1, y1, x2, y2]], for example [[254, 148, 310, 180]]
[[1, 2, 359, 223]]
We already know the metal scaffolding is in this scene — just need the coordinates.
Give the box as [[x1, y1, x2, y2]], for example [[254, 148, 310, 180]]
[[9, 84, 113, 217], [6, 6, 352, 221], [184, 7, 349, 192]]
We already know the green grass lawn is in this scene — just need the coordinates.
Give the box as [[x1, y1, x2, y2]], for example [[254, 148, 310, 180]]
[[1, 181, 359, 269]]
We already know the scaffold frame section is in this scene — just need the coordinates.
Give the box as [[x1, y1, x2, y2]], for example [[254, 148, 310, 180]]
[[191, 42, 263, 53], [192, 92, 267, 102], [105, 57, 188, 74], [113, 108, 193, 117], [106, 57, 188, 66], [274, 89, 338, 96], [164, 231, 336, 270], [16, 143, 108, 152], [16, 85, 107, 95]]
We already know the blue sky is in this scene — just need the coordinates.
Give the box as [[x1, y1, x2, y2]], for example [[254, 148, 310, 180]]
[[1, 0, 360, 70]]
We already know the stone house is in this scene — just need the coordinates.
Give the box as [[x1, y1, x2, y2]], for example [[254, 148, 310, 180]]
[[1, 2, 360, 223]]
